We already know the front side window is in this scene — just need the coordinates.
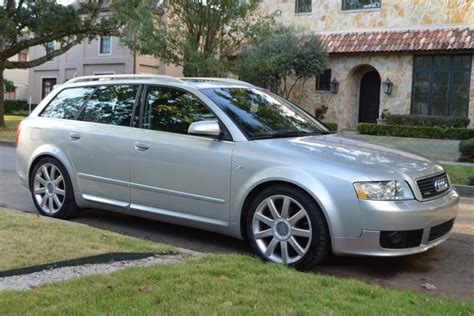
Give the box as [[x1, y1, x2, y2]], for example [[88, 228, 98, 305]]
[[99, 36, 112, 55], [201, 88, 327, 140], [412, 55, 471, 117], [143, 86, 217, 134], [316, 69, 332, 91], [342, 0, 381, 10], [295, 0, 311, 13], [82, 85, 139, 126], [41, 87, 95, 120]]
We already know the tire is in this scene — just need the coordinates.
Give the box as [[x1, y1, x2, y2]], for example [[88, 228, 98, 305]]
[[246, 184, 330, 270], [29, 157, 80, 219]]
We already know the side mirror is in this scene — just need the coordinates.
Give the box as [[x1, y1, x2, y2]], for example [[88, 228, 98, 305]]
[[188, 120, 221, 138]]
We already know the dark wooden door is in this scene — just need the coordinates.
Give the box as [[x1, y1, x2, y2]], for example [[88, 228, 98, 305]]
[[41, 78, 57, 99], [358, 71, 381, 123]]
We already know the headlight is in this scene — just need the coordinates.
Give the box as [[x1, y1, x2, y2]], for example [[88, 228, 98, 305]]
[[353, 181, 414, 200]]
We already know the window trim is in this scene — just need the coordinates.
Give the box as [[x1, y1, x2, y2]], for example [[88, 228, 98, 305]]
[[295, 0, 312, 14], [139, 84, 234, 141], [98, 36, 112, 56], [341, 0, 381, 11], [410, 54, 472, 117]]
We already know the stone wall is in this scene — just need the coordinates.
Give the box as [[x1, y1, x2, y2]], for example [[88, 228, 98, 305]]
[[261, 0, 473, 32]]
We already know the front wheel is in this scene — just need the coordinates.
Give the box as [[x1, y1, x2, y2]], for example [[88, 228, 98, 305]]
[[246, 185, 330, 269]]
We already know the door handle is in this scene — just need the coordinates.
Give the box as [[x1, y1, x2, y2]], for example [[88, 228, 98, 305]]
[[69, 132, 81, 141], [134, 142, 150, 152]]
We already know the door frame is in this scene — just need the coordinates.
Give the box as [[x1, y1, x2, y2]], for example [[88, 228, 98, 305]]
[[40, 76, 58, 100], [358, 70, 381, 123]]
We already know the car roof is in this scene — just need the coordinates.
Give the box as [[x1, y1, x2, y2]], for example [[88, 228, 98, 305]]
[[62, 75, 255, 90]]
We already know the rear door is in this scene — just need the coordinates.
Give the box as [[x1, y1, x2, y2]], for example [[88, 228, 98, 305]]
[[130, 85, 234, 225], [65, 84, 140, 207]]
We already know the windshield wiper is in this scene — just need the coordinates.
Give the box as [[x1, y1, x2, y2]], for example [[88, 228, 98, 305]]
[[251, 131, 323, 140]]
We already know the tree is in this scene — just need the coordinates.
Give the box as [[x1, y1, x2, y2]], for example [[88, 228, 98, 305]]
[[3, 79, 15, 93], [0, 0, 146, 127], [121, 0, 274, 77], [235, 27, 328, 101]]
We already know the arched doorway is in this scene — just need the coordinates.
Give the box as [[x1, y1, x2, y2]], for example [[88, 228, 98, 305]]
[[358, 71, 381, 123]]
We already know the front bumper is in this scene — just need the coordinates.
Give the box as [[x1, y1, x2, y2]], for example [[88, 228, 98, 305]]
[[332, 188, 459, 256]]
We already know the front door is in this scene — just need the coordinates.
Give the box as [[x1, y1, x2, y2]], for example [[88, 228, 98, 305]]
[[358, 71, 381, 123], [130, 85, 234, 225], [41, 78, 57, 99]]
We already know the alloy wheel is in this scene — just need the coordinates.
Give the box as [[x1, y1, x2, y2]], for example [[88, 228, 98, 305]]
[[33, 163, 66, 215]]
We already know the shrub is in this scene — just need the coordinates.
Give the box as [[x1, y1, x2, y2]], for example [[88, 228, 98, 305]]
[[468, 176, 474, 186], [324, 122, 338, 131], [4, 100, 37, 114], [386, 115, 470, 128], [314, 105, 328, 120], [380, 109, 391, 120], [357, 123, 474, 140], [459, 138, 474, 158]]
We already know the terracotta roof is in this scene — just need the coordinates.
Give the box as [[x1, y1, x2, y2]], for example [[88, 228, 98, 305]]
[[320, 27, 474, 54]]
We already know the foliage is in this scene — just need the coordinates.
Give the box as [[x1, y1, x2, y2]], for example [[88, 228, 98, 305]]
[[357, 123, 474, 140], [324, 122, 338, 131], [314, 104, 328, 120], [235, 26, 328, 100], [380, 109, 391, 120], [4, 100, 37, 114], [3, 79, 15, 93], [459, 138, 474, 161], [386, 115, 470, 128], [469, 176, 474, 186], [120, 0, 273, 77]]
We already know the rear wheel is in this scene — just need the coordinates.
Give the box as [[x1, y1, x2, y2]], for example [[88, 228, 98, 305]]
[[246, 185, 330, 269], [30, 157, 79, 219]]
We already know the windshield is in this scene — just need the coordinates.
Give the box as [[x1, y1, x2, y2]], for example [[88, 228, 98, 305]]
[[200, 87, 328, 140]]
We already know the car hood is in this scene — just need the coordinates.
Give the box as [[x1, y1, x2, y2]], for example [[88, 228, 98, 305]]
[[255, 134, 444, 181]]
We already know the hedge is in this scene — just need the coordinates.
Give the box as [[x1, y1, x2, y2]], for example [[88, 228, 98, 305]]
[[460, 138, 474, 156], [386, 114, 470, 128], [324, 122, 338, 131], [3, 100, 37, 115], [357, 123, 474, 140]]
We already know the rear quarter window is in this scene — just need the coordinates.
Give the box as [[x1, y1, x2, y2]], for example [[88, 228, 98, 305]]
[[40, 87, 95, 120]]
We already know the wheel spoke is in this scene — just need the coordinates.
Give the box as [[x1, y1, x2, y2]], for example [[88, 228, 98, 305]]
[[265, 238, 279, 257], [55, 188, 65, 196], [34, 187, 46, 194], [50, 166, 56, 180], [266, 198, 280, 219], [288, 236, 305, 256], [255, 212, 274, 227], [35, 175, 47, 186], [40, 194, 48, 207], [254, 229, 273, 239], [42, 166, 51, 181], [289, 209, 305, 226], [280, 241, 289, 264], [280, 197, 290, 218], [53, 195, 62, 208], [48, 196, 54, 211], [292, 227, 312, 238], [53, 175, 63, 186]]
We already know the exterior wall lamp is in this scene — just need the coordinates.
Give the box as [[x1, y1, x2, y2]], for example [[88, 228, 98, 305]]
[[383, 77, 393, 95], [330, 78, 339, 94]]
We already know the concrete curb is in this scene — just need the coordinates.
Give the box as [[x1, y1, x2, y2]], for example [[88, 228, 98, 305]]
[[0, 140, 15, 148], [454, 185, 474, 198]]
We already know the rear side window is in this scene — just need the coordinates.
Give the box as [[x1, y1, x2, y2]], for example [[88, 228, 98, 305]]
[[82, 85, 139, 126], [143, 86, 216, 134], [40, 87, 94, 120]]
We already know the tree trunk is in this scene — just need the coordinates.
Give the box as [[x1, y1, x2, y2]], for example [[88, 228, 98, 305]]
[[0, 68, 5, 127]]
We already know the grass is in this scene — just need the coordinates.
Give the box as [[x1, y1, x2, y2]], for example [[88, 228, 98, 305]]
[[0, 254, 472, 315], [0, 115, 24, 142], [0, 208, 173, 271], [352, 134, 460, 161], [443, 164, 474, 186]]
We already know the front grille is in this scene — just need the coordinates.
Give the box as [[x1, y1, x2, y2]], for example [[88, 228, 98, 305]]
[[417, 172, 449, 199], [428, 219, 455, 242], [380, 229, 423, 249]]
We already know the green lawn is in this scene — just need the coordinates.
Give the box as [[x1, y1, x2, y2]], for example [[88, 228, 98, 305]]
[[0, 254, 472, 315], [443, 164, 474, 186], [0, 208, 173, 271], [0, 115, 25, 142], [352, 134, 460, 161]]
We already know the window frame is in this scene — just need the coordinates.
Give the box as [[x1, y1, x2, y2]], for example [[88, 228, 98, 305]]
[[295, 0, 312, 14], [341, 0, 381, 11], [98, 36, 112, 56], [410, 54, 472, 117], [138, 84, 234, 141], [315, 69, 332, 91]]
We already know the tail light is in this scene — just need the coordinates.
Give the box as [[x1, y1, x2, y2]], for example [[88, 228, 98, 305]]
[[16, 124, 22, 146]]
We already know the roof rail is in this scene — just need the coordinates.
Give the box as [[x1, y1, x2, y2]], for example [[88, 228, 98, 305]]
[[67, 74, 184, 84], [181, 77, 254, 87]]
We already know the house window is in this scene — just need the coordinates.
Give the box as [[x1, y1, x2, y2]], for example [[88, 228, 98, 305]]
[[295, 0, 311, 13], [316, 69, 332, 91], [342, 0, 381, 10], [99, 36, 112, 55], [18, 52, 28, 62], [412, 54, 472, 117], [45, 42, 55, 63]]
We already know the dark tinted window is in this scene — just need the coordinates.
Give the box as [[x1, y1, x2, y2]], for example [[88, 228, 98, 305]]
[[296, 0, 311, 13], [143, 86, 216, 134], [315, 69, 331, 91], [41, 87, 94, 120], [342, 0, 381, 10], [201, 88, 326, 140], [82, 85, 138, 126]]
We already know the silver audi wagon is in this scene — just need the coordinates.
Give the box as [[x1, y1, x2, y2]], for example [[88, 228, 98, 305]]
[[17, 75, 459, 269]]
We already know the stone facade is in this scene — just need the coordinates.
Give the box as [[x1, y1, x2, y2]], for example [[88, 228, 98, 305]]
[[259, 0, 474, 129]]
